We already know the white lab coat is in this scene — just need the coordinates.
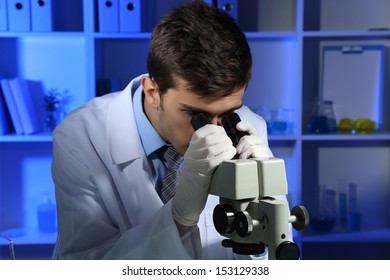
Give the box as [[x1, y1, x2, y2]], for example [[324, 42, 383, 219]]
[[52, 74, 273, 260]]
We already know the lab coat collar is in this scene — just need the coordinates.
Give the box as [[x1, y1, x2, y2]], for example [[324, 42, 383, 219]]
[[133, 84, 166, 156], [107, 74, 148, 165]]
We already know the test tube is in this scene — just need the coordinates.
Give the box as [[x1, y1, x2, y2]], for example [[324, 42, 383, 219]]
[[348, 183, 362, 232], [338, 178, 348, 232]]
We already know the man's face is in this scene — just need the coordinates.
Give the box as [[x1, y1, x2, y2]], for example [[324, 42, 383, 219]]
[[143, 77, 245, 156]]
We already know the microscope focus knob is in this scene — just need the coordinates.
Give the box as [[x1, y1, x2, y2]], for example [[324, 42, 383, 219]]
[[213, 204, 236, 234], [275, 241, 300, 260], [291, 205, 310, 231], [234, 211, 253, 237]]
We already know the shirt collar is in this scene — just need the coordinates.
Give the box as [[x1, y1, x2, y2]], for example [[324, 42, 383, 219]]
[[133, 84, 166, 156]]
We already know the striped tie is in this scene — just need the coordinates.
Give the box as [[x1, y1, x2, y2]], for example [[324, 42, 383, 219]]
[[161, 146, 182, 203]]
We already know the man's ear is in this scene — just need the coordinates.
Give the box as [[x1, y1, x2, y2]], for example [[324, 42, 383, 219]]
[[142, 76, 160, 109]]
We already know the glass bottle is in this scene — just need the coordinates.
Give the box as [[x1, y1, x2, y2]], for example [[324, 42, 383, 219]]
[[323, 100, 338, 133], [37, 194, 57, 233]]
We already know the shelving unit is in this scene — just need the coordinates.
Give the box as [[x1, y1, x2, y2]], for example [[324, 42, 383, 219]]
[[0, 0, 389, 260]]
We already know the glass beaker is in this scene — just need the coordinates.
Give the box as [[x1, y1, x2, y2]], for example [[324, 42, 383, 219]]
[[270, 107, 288, 134], [307, 98, 330, 134], [311, 186, 336, 233]]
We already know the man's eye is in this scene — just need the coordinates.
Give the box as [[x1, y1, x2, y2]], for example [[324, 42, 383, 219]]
[[186, 111, 201, 117]]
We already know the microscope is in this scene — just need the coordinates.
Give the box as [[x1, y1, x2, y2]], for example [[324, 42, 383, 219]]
[[192, 112, 309, 260]]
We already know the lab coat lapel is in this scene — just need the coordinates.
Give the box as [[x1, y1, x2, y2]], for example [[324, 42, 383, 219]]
[[116, 158, 163, 226], [105, 74, 163, 227], [106, 79, 142, 165]]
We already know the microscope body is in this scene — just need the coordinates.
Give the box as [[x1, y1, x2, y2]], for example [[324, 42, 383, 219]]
[[210, 157, 307, 260], [191, 111, 308, 259]]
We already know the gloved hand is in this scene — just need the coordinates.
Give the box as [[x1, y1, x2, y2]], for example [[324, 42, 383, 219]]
[[235, 121, 272, 159], [172, 124, 236, 227]]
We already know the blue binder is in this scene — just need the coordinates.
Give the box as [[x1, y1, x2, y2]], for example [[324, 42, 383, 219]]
[[0, 79, 13, 134], [98, 0, 119, 32], [119, 0, 141, 32], [31, 0, 53, 32], [216, 0, 238, 21], [0, 78, 24, 134], [8, 0, 31, 31], [8, 77, 42, 134], [0, 0, 8, 31]]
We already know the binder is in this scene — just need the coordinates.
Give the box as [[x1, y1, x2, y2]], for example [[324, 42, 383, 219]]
[[98, 0, 119, 32], [8, 77, 42, 134], [216, 0, 238, 21], [30, 0, 53, 32], [119, 0, 141, 32], [7, 0, 31, 31], [0, 79, 13, 134], [320, 44, 386, 126], [0, 78, 24, 134], [0, 0, 8, 31]]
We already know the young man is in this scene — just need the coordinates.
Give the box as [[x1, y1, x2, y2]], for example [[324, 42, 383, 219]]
[[52, 0, 274, 259]]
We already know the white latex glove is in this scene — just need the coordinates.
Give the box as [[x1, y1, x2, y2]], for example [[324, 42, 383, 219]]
[[172, 124, 236, 226], [235, 121, 272, 159]]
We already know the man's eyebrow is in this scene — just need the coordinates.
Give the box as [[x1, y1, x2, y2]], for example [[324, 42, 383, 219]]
[[179, 103, 243, 116]]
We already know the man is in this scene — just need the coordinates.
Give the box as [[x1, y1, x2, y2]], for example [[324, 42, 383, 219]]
[[52, 0, 275, 259]]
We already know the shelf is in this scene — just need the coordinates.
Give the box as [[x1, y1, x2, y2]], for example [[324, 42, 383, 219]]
[[0, 228, 56, 246], [0, 133, 53, 142], [268, 134, 298, 141], [245, 32, 298, 40], [0, 32, 85, 39], [94, 32, 152, 39], [303, 30, 390, 38], [302, 228, 390, 243], [92, 31, 298, 40], [301, 133, 390, 141]]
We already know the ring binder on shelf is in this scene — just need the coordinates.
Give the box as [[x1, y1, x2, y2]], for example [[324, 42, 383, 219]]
[[31, 0, 53, 32], [8, 0, 31, 31], [216, 0, 238, 21], [119, 0, 141, 33], [98, 0, 119, 32], [0, 0, 8, 31]]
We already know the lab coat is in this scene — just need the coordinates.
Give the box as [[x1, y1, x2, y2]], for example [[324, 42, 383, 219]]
[[52, 74, 274, 260]]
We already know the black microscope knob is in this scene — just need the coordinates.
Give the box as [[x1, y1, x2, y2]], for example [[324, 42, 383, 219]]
[[213, 204, 236, 234], [275, 241, 300, 260], [234, 211, 253, 237], [291, 205, 310, 231]]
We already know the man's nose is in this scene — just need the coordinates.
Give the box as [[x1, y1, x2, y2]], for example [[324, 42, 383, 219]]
[[210, 117, 223, 126]]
